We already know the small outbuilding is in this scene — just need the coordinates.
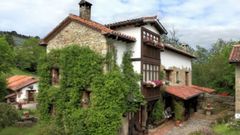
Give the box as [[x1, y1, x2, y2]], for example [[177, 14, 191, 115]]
[[229, 44, 240, 119], [5, 75, 39, 104]]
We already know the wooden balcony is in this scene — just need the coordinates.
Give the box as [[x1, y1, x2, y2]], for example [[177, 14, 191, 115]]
[[142, 85, 161, 101], [143, 38, 164, 49]]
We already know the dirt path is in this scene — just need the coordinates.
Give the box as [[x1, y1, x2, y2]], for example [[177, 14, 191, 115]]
[[149, 111, 233, 135]]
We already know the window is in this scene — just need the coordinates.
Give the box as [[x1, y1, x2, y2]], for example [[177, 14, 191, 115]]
[[176, 71, 179, 83], [51, 68, 60, 85], [185, 72, 189, 85], [165, 69, 172, 82], [142, 63, 160, 81]]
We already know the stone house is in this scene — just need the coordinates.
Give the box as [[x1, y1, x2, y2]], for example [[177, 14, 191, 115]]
[[40, 0, 214, 134], [5, 75, 39, 104], [229, 44, 240, 119]]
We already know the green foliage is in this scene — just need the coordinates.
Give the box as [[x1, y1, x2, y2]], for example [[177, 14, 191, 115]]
[[122, 51, 144, 112], [174, 100, 184, 121], [86, 69, 129, 135], [0, 103, 19, 129], [38, 46, 144, 134], [193, 39, 237, 94], [60, 46, 103, 90], [0, 37, 14, 74], [14, 38, 45, 72], [213, 123, 240, 135], [0, 76, 7, 102], [149, 99, 165, 123]]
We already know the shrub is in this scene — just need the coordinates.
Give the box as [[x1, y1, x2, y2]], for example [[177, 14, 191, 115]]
[[0, 76, 7, 102], [149, 99, 165, 124], [174, 100, 184, 121], [0, 103, 19, 129]]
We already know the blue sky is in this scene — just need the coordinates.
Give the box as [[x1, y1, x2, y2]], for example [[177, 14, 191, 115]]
[[0, 0, 239, 49]]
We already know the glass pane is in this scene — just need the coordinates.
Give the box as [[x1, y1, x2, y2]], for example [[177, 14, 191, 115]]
[[143, 71, 145, 81], [149, 65, 152, 80], [143, 64, 145, 70], [146, 71, 149, 81]]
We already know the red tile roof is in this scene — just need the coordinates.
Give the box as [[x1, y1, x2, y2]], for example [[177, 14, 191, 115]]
[[7, 75, 38, 91], [41, 14, 136, 45], [191, 85, 215, 93], [229, 45, 240, 63], [105, 16, 168, 34], [166, 86, 203, 100], [164, 44, 196, 58]]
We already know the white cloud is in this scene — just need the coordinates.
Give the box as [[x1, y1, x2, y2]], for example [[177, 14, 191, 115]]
[[0, 0, 239, 49]]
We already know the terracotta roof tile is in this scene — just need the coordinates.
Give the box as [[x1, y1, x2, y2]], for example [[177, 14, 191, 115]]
[[7, 75, 38, 91], [191, 85, 215, 93], [164, 44, 196, 58], [41, 14, 136, 45], [229, 45, 240, 63], [105, 16, 168, 34], [166, 86, 203, 100]]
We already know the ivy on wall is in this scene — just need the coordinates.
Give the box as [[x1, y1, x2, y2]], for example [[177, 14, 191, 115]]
[[37, 45, 144, 134]]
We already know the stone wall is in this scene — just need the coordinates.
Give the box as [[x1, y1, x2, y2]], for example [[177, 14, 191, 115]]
[[161, 66, 192, 86], [235, 64, 240, 119], [47, 21, 108, 55], [198, 94, 235, 114]]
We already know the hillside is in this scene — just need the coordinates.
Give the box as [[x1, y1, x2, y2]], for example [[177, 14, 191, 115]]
[[0, 31, 39, 46]]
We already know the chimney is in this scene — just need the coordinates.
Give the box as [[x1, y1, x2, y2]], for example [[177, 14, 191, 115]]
[[79, 0, 92, 20]]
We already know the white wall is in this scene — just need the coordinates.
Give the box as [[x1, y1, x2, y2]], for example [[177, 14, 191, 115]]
[[161, 49, 192, 70], [114, 27, 141, 59], [114, 27, 142, 74], [143, 24, 160, 35], [113, 24, 162, 74], [16, 83, 39, 103], [113, 41, 128, 67]]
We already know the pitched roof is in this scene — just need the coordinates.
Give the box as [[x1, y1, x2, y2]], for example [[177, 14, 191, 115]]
[[229, 44, 240, 63], [41, 14, 136, 45], [164, 44, 196, 58], [105, 16, 168, 34], [166, 86, 203, 100], [7, 75, 38, 91], [191, 85, 215, 93]]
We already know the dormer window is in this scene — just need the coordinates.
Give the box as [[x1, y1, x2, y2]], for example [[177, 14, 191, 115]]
[[51, 68, 60, 85]]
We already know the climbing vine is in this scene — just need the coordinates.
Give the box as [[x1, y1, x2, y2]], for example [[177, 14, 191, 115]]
[[122, 51, 144, 112], [38, 45, 144, 135]]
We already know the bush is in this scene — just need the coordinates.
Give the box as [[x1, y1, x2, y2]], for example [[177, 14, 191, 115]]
[[0, 103, 19, 129], [149, 99, 164, 124], [174, 100, 184, 121], [0, 76, 7, 102]]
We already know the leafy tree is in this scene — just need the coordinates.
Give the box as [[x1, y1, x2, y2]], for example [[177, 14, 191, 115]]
[[0, 37, 14, 74], [0, 77, 7, 102], [0, 37, 13, 101], [192, 39, 237, 94], [14, 38, 45, 72]]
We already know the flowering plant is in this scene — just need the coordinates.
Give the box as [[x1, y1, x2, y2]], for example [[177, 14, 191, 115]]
[[143, 80, 163, 88]]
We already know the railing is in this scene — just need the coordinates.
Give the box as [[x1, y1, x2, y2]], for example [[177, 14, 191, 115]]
[[142, 86, 161, 101]]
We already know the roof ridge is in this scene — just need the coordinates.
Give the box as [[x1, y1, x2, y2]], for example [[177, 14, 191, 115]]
[[105, 15, 158, 26]]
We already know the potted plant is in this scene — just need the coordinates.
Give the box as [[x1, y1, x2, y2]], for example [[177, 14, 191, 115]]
[[174, 100, 184, 127]]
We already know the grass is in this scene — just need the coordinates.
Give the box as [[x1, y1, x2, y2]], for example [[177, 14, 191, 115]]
[[213, 124, 240, 135], [0, 124, 40, 135]]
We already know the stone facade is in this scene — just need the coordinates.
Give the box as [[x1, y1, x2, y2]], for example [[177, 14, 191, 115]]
[[235, 64, 240, 119], [161, 65, 192, 86], [47, 21, 108, 56]]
